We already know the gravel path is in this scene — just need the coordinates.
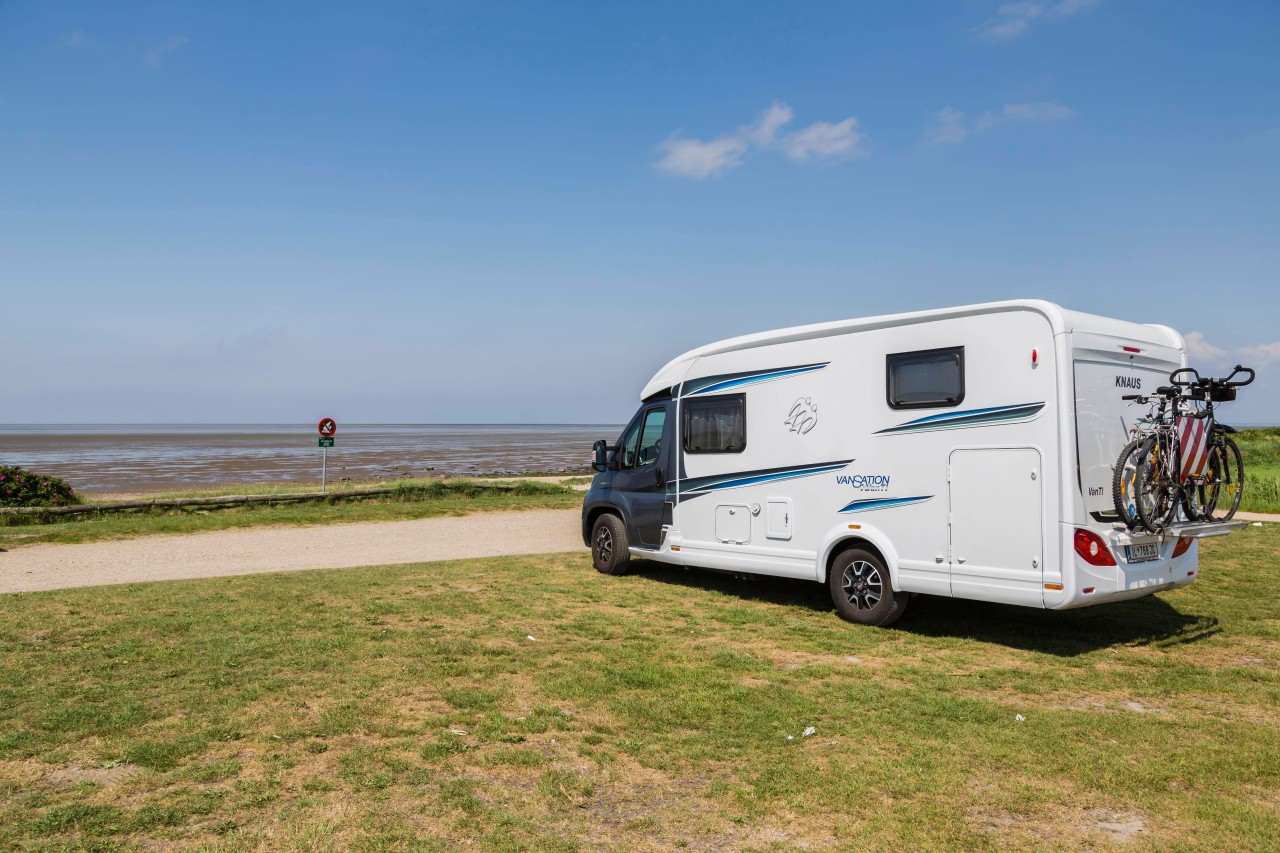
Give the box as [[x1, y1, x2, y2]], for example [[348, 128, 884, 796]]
[[0, 509, 585, 594]]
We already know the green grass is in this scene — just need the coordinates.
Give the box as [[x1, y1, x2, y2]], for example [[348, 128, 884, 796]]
[[2, 528, 1278, 850], [1233, 429, 1280, 513], [0, 479, 579, 549]]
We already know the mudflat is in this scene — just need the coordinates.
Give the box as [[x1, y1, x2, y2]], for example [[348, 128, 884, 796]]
[[0, 508, 584, 593]]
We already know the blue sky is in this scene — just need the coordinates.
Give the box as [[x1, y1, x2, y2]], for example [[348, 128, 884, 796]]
[[2, 0, 1278, 424]]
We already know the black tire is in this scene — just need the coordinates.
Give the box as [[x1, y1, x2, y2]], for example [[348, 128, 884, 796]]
[[1209, 437, 1245, 521], [590, 514, 631, 575], [1112, 438, 1144, 529], [828, 547, 907, 627], [1134, 437, 1178, 532]]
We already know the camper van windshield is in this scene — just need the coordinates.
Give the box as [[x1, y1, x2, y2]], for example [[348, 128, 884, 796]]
[[887, 347, 964, 409]]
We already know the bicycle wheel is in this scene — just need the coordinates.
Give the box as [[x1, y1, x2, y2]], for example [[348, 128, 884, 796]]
[[1111, 438, 1144, 529], [1134, 436, 1178, 532], [1209, 437, 1245, 521], [1181, 444, 1222, 522]]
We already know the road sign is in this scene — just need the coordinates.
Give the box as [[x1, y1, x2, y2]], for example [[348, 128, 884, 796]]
[[318, 437, 334, 448], [318, 418, 337, 437]]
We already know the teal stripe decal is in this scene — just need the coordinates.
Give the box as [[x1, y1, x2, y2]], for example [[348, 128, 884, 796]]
[[683, 363, 829, 396], [838, 495, 933, 513], [876, 402, 1044, 435]]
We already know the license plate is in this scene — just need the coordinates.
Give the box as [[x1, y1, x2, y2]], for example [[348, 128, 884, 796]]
[[1125, 543, 1160, 563]]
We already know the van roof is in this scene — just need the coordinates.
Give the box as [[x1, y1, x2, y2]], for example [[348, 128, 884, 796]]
[[641, 299, 1184, 400]]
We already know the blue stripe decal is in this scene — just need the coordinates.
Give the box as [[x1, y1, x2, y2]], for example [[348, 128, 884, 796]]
[[876, 402, 1044, 435], [683, 363, 829, 396], [675, 459, 853, 499], [838, 495, 933, 513]]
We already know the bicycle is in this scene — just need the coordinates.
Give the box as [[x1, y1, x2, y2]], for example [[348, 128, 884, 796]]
[[1126, 365, 1254, 532], [1171, 365, 1253, 523], [1112, 385, 1180, 529]]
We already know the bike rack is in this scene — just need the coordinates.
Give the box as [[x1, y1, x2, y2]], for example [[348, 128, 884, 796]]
[[1108, 519, 1250, 547]]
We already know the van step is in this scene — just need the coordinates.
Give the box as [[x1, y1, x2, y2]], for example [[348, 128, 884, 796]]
[[1108, 519, 1249, 546]]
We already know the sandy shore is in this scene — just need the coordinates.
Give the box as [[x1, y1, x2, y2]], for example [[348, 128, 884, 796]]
[[0, 508, 585, 594]]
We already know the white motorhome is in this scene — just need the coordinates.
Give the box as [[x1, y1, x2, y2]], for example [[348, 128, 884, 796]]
[[581, 300, 1241, 625]]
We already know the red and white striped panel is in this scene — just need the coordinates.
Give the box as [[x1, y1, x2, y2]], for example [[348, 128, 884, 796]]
[[1178, 416, 1214, 481]]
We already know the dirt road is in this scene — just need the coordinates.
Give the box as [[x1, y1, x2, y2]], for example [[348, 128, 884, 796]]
[[0, 509, 585, 594]]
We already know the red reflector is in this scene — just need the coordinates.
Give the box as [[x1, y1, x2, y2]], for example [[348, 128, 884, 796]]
[[1083, 587, 1095, 594], [1172, 537, 1193, 558], [1074, 528, 1117, 566], [1122, 346, 1141, 353], [1032, 348, 1038, 365], [1188, 571, 1196, 576]]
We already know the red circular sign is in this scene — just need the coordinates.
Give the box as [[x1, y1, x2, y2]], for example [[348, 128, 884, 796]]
[[317, 418, 337, 437]]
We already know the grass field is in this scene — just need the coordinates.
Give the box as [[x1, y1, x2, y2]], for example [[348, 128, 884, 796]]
[[2, 527, 1278, 851], [1235, 429, 1280, 514], [0, 480, 579, 550]]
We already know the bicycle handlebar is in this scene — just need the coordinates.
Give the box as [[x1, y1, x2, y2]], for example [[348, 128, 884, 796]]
[[1225, 364, 1256, 387], [1169, 367, 1201, 386]]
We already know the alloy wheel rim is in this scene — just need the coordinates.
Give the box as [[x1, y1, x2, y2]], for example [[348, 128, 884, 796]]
[[595, 526, 613, 564], [842, 561, 882, 611]]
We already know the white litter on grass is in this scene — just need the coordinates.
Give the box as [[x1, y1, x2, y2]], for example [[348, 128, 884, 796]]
[[1015, 714, 1026, 722], [802, 727, 816, 737], [1252, 522, 1263, 527], [449, 729, 468, 736], [526, 635, 537, 641], [787, 735, 794, 740]]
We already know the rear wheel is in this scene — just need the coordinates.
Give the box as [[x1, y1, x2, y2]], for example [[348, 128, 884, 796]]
[[1134, 437, 1178, 532], [1112, 438, 1144, 529], [828, 548, 907, 627], [591, 513, 631, 575]]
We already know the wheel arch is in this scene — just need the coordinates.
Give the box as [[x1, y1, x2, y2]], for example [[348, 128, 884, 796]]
[[583, 503, 625, 545], [817, 527, 901, 589]]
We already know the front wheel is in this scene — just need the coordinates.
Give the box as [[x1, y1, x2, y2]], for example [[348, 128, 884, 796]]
[[828, 548, 907, 627], [590, 514, 631, 575], [1208, 437, 1245, 521]]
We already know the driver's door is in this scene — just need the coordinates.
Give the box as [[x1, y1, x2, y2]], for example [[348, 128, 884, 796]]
[[611, 403, 671, 548]]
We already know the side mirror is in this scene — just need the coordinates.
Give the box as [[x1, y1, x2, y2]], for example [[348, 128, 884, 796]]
[[592, 440, 609, 473]]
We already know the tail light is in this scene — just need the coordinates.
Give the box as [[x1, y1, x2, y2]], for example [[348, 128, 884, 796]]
[[1074, 528, 1117, 567], [1172, 537, 1193, 558]]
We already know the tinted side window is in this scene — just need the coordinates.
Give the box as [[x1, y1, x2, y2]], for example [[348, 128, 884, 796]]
[[636, 409, 666, 467], [887, 346, 964, 409], [683, 394, 746, 453]]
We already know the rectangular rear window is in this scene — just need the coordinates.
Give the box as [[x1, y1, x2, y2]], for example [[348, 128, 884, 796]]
[[683, 394, 746, 453], [887, 346, 964, 409]]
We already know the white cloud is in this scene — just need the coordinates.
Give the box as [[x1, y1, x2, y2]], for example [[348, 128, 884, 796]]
[[928, 107, 967, 145], [143, 35, 188, 69], [654, 133, 749, 179], [974, 0, 1101, 43], [1185, 331, 1228, 362], [1184, 332, 1280, 367], [780, 117, 865, 162], [744, 101, 793, 147], [931, 101, 1074, 142], [1236, 342, 1280, 366], [976, 101, 1076, 130], [655, 102, 865, 179]]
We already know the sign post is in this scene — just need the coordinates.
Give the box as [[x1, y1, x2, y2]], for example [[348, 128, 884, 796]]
[[317, 418, 337, 492]]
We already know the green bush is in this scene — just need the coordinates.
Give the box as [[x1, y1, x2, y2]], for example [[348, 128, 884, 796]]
[[0, 466, 81, 508]]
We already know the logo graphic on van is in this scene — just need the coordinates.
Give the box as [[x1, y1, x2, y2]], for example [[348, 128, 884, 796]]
[[1115, 376, 1142, 390], [836, 474, 890, 491], [784, 397, 818, 435], [838, 495, 932, 513]]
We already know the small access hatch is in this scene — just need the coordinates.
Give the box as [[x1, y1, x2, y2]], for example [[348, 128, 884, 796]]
[[766, 498, 792, 540], [715, 504, 751, 544]]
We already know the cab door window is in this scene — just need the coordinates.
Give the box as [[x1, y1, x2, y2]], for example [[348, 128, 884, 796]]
[[636, 409, 666, 467]]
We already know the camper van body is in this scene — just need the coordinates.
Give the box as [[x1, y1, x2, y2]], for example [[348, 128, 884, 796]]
[[581, 300, 1232, 616]]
